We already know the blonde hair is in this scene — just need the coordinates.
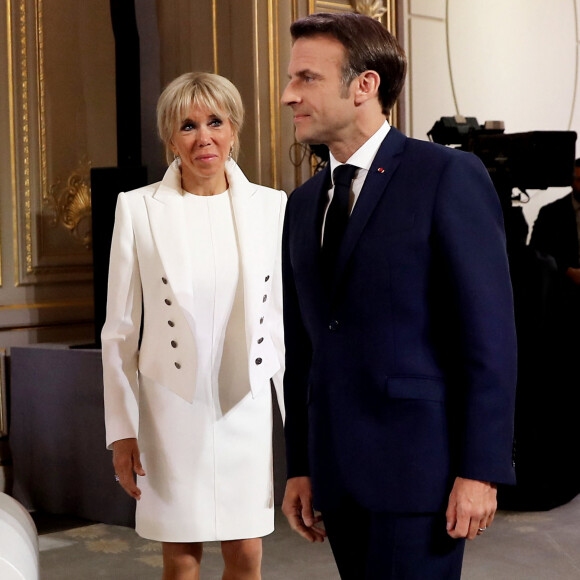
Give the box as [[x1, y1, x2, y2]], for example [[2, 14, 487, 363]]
[[157, 72, 244, 165]]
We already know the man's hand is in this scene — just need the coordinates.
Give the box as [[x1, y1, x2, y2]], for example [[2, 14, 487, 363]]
[[112, 438, 146, 500], [565, 267, 580, 286], [282, 476, 326, 543], [446, 477, 497, 540]]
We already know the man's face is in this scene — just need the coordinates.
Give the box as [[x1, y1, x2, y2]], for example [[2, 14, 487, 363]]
[[281, 35, 357, 148], [572, 166, 580, 197]]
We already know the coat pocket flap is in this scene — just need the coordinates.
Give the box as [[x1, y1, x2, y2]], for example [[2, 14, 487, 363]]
[[385, 376, 445, 402]]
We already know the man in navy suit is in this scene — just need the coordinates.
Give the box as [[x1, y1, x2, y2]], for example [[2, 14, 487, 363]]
[[530, 158, 580, 281], [280, 13, 517, 579]]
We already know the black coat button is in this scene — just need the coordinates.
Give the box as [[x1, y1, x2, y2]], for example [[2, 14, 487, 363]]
[[257, 337, 264, 344], [165, 299, 172, 306], [255, 358, 263, 365], [263, 295, 267, 303], [259, 317, 264, 324], [162, 277, 168, 284], [328, 320, 339, 331], [174, 362, 181, 369], [168, 320, 175, 327], [265, 275, 270, 282], [171, 340, 178, 348]]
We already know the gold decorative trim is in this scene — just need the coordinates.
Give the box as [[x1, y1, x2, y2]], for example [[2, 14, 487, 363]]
[[315, 1, 352, 11], [0, 299, 93, 311], [9, 0, 93, 285], [5, 0, 17, 290], [38, 0, 47, 206], [253, 0, 262, 182], [292, 0, 301, 21], [17, 0, 33, 276], [0, 350, 6, 437], [46, 160, 93, 249], [352, 0, 387, 20], [0, 320, 95, 333], [268, 0, 280, 188], [212, 0, 218, 74]]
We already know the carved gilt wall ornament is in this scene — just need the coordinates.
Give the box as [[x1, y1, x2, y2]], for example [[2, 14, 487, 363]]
[[351, 0, 388, 20], [46, 161, 92, 249], [7, 0, 112, 284]]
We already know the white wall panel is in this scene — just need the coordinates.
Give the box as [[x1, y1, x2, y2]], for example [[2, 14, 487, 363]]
[[409, 18, 456, 140], [568, 42, 580, 141], [409, 0, 445, 20], [447, 0, 576, 133]]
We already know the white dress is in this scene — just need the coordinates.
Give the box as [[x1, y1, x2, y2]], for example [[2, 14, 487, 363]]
[[134, 190, 275, 542]]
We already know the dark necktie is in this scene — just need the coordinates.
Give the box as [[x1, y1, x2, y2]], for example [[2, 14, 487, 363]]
[[322, 163, 357, 286]]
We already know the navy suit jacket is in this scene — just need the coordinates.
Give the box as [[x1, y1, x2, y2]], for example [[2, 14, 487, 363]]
[[282, 128, 517, 513]]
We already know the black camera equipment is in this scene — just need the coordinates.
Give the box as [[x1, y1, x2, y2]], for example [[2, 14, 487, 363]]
[[428, 115, 577, 193]]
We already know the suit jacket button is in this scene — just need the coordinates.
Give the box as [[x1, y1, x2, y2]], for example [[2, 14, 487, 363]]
[[259, 317, 264, 324], [328, 320, 339, 331], [265, 275, 270, 282], [162, 277, 168, 284], [255, 358, 263, 365], [257, 337, 264, 344], [174, 362, 181, 369], [171, 340, 178, 348], [165, 298, 172, 306], [168, 320, 175, 327], [263, 294, 268, 303]]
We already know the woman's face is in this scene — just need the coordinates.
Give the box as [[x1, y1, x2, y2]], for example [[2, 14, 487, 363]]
[[170, 104, 235, 191]]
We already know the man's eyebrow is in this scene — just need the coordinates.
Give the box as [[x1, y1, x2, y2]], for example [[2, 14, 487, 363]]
[[289, 69, 322, 80]]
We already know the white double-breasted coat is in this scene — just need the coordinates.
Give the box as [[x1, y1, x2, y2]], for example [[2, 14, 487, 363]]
[[102, 159, 286, 541]]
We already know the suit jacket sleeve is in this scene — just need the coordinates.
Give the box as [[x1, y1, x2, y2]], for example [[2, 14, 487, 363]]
[[282, 194, 313, 478], [432, 153, 517, 483], [101, 192, 143, 449]]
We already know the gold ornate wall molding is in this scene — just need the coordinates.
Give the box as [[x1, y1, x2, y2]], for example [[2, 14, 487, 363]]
[[46, 160, 92, 249], [352, 0, 387, 20], [0, 350, 6, 437], [6, 0, 116, 286]]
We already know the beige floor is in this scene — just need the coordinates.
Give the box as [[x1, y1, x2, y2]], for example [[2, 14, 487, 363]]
[[36, 494, 580, 579]]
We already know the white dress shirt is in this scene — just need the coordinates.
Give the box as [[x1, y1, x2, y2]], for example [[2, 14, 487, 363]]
[[321, 120, 391, 243]]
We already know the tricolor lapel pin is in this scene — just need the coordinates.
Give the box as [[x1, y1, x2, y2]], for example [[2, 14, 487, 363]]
[[377, 168, 385, 173]]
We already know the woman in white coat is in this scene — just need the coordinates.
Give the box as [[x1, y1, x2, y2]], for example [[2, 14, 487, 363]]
[[102, 72, 286, 580]]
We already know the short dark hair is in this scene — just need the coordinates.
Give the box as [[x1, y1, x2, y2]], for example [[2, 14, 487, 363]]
[[290, 12, 407, 115]]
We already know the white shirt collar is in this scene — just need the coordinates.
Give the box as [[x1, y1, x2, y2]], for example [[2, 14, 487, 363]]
[[329, 120, 391, 181]]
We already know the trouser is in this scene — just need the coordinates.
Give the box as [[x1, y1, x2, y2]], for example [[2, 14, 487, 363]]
[[321, 495, 465, 580]]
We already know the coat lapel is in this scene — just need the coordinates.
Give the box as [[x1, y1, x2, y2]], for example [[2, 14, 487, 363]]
[[330, 128, 407, 296], [145, 162, 196, 329], [226, 159, 259, 352]]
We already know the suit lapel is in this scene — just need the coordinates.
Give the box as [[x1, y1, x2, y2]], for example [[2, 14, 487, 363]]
[[330, 128, 407, 296]]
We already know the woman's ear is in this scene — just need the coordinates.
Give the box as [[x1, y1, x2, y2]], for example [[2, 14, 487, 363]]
[[354, 70, 381, 105]]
